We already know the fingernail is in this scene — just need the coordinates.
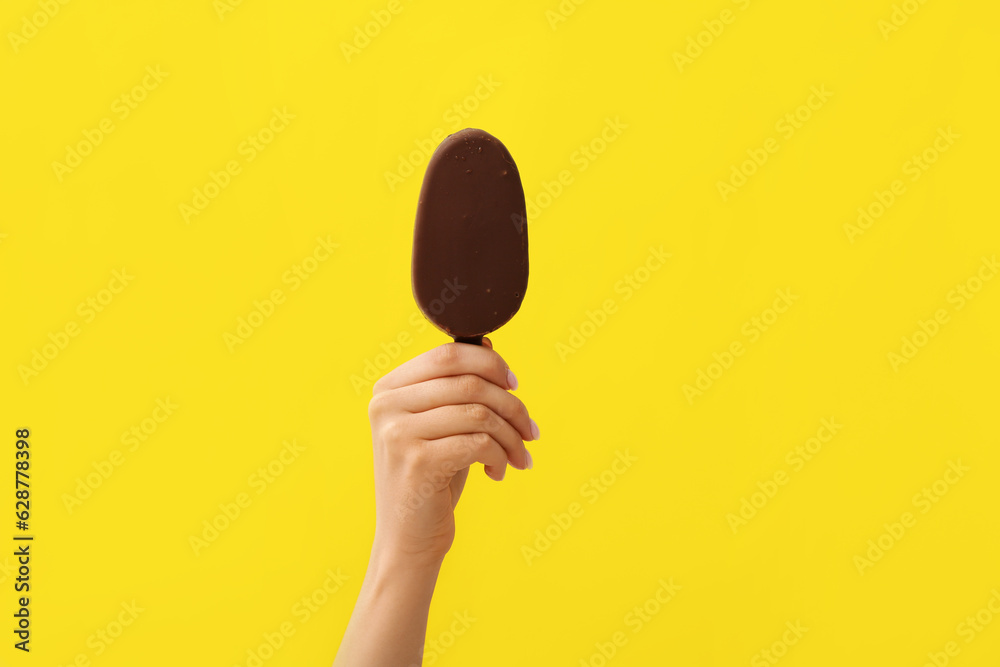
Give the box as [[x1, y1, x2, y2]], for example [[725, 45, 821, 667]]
[[524, 449, 533, 470], [506, 368, 518, 390], [530, 419, 540, 441]]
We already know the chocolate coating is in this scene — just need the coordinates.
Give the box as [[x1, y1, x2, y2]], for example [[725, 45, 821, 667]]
[[412, 128, 528, 342]]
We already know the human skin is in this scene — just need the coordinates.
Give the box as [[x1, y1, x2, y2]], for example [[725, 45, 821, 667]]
[[334, 338, 539, 666]]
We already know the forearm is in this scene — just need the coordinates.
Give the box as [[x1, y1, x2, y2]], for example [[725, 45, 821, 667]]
[[334, 542, 443, 667]]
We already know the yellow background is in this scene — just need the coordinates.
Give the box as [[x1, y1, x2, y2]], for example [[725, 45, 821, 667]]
[[2, 0, 998, 665]]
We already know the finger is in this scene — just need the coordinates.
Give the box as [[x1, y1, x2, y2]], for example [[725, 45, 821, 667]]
[[428, 433, 508, 481], [391, 375, 536, 442], [482, 337, 493, 349], [374, 342, 514, 394], [411, 404, 530, 470]]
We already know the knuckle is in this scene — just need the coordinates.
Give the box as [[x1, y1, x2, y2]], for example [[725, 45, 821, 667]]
[[372, 372, 391, 395], [462, 432, 494, 464], [466, 403, 491, 425], [434, 343, 460, 368], [471, 431, 492, 451], [381, 418, 407, 444], [367, 392, 387, 419]]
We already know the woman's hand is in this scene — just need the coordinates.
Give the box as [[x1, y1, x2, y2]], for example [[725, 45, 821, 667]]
[[367, 338, 539, 565], [334, 339, 539, 666]]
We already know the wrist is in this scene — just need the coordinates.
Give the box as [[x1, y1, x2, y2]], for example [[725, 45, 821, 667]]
[[359, 539, 444, 622], [369, 536, 447, 580]]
